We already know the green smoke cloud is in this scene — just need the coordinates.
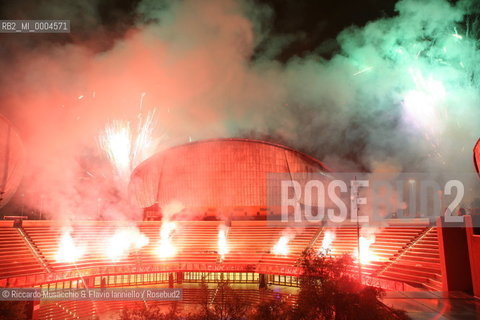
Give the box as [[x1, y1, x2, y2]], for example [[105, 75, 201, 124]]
[[252, 0, 480, 174]]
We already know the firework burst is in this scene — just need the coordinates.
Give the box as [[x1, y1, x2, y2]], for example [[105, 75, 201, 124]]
[[99, 109, 159, 180]]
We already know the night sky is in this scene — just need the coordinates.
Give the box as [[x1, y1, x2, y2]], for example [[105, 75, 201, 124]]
[[0, 0, 399, 61]]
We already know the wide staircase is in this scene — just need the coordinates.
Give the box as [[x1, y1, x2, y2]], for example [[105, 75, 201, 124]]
[[312, 224, 442, 290], [0, 227, 45, 279], [0, 220, 442, 292], [22, 222, 320, 270], [139, 222, 219, 265], [376, 227, 442, 290], [23, 224, 136, 272], [224, 223, 319, 266]]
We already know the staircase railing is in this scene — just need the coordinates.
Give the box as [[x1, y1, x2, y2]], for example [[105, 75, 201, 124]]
[[17, 227, 52, 273], [375, 226, 434, 278]]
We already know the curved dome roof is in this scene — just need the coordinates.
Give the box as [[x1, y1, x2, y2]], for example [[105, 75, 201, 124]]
[[130, 138, 329, 209]]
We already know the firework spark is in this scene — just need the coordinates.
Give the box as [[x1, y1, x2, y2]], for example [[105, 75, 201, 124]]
[[99, 120, 132, 179], [99, 109, 158, 180], [132, 110, 157, 169], [403, 68, 446, 130], [353, 66, 373, 76]]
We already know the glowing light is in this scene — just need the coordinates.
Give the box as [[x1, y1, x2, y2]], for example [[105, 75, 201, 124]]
[[105, 227, 149, 262], [319, 230, 335, 255], [99, 121, 132, 178], [131, 110, 157, 170], [157, 222, 177, 258], [99, 109, 158, 180], [355, 236, 378, 265], [217, 227, 229, 258], [403, 69, 446, 129], [272, 236, 290, 256], [403, 91, 438, 125], [55, 230, 85, 263]]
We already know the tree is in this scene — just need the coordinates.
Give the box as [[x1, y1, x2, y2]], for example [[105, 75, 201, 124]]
[[291, 248, 409, 320], [118, 302, 183, 320], [251, 290, 290, 320], [197, 278, 214, 320], [118, 251, 409, 319], [210, 279, 251, 320]]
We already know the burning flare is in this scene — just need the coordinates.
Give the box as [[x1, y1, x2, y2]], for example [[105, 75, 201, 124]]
[[272, 235, 290, 256], [105, 227, 149, 262], [157, 222, 177, 258], [217, 226, 229, 259], [55, 230, 85, 263], [319, 230, 335, 255], [356, 235, 377, 265]]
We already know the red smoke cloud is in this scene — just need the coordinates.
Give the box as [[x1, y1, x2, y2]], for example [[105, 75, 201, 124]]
[[0, 0, 279, 221]]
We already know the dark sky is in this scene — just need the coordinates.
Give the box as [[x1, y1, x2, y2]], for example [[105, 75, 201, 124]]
[[0, 0, 399, 61], [258, 0, 398, 60]]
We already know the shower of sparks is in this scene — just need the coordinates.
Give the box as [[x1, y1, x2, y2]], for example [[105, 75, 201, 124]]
[[99, 109, 159, 180], [404, 68, 447, 127], [402, 68, 449, 162], [404, 69, 447, 129], [99, 121, 132, 179], [132, 110, 157, 169]]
